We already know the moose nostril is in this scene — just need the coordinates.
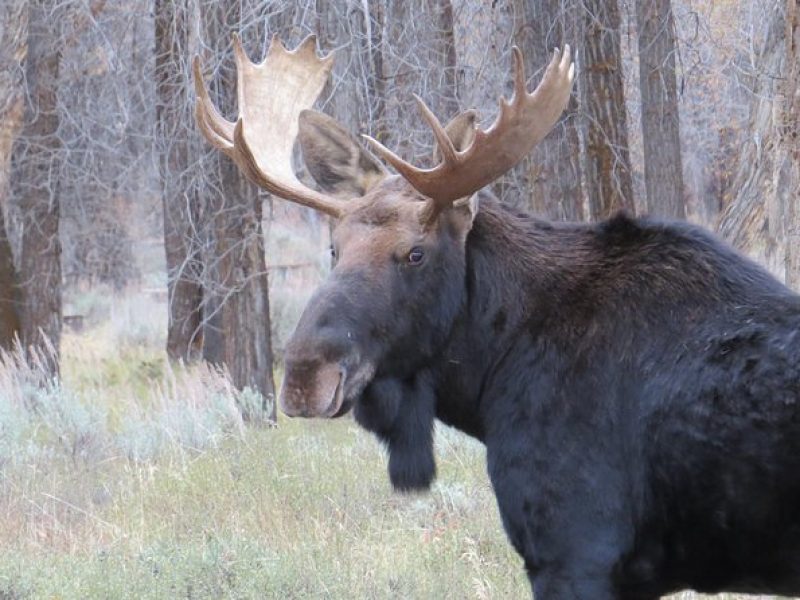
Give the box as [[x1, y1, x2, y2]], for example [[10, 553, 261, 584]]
[[278, 377, 307, 418]]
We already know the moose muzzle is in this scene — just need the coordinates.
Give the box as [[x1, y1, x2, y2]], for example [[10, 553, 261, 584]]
[[279, 361, 348, 418]]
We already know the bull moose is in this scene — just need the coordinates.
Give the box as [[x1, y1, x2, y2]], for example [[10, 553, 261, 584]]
[[194, 35, 800, 599]]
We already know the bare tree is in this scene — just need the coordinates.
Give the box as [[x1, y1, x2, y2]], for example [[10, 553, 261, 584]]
[[0, 205, 19, 349], [9, 1, 64, 371], [636, 0, 685, 219], [384, 0, 460, 161], [0, 0, 26, 348], [155, 0, 203, 362], [365, 1, 389, 144], [57, 0, 142, 290], [718, 0, 799, 285], [784, 0, 799, 289], [511, 0, 583, 220], [579, 0, 635, 220], [196, 0, 276, 420], [434, 0, 459, 118]]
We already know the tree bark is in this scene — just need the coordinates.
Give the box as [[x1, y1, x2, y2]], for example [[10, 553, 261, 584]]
[[636, 0, 686, 219], [512, 0, 583, 220], [0, 0, 26, 349], [431, 0, 459, 119], [784, 0, 800, 290], [10, 1, 62, 372], [0, 205, 20, 349], [218, 190, 275, 421], [579, 0, 635, 220], [155, 0, 204, 362], [717, 0, 799, 284], [368, 1, 388, 143], [384, 0, 459, 162], [199, 0, 276, 422]]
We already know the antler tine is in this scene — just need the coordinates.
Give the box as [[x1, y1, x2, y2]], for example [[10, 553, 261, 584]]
[[195, 102, 230, 152], [412, 94, 459, 166], [361, 133, 422, 183], [194, 35, 347, 218], [511, 46, 527, 102], [364, 44, 575, 207], [192, 56, 234, 151]]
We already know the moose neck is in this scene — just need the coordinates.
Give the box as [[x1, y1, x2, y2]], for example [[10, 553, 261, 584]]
[[432, 197, 586, 440]]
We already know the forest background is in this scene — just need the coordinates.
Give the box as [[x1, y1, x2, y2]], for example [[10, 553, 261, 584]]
[[0, 0, 797, 597]]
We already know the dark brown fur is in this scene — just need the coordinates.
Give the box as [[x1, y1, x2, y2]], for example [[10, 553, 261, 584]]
[[279, 114, 800, 600]]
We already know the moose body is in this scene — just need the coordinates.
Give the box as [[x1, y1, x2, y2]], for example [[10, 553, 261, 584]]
[[194, 35, 800, 599], [334, 191, 800, 599]]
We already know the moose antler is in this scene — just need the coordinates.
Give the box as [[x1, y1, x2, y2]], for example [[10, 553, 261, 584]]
[[193, 35, 346, 217], [364, 46, 575, 207]]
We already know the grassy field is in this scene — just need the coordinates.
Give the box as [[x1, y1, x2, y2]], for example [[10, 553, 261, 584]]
[[0, 289, 782, 599]]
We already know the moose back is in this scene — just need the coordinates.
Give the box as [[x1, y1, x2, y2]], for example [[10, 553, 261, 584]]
[[194, 35, 800, 599]]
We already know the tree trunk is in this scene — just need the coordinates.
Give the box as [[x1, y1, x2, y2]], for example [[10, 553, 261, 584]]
[[431, 0, 459, 119], [717, 0, 798, 284], [218, 188, 274, 420], [199, 0, 276, 422], [512, 0, 583, 220], [783, 0, 800, 290], [10, 1, 62, 373], [579, 0, 635, 220], [155, 0, 204, 362], [368, 1, 388, 143], [636, 0, 686, 219], [0, 0, 26, 349], [384, 0, 459, 162], [0, 206, 20, 349]]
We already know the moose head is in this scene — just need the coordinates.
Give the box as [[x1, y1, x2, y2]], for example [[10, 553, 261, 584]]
[[193, 35, 574, 421]]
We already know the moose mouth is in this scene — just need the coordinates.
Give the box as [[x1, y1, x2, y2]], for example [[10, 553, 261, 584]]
[[324, 371, 347, 418], [279, 360, 365, 418], [319, 365, 371, 418], [280, 359, 377, 419]]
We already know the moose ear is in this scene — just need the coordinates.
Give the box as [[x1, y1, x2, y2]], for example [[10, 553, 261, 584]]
[[298, 110, 387, 199], [432, 109, 478, 165], [452, 194, 479, 230]]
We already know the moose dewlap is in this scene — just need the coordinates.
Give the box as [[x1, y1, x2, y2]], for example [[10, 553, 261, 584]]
[[194, 35, 800, 599]]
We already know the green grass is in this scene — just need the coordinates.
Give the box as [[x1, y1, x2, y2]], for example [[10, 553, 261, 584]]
[[0, 293, 785, 598]]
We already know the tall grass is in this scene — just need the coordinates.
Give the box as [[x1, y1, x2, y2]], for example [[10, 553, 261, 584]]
[[0, 344, 250, 469]]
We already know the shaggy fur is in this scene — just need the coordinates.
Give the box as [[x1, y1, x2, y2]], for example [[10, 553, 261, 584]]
[[285, 118, 800, 599], [312, 194, 800, 598], [354, 375, 436, 491], [426, 198, 800, 598]]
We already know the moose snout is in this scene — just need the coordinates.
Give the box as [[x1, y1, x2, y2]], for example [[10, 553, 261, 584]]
[[279, 273, 376, 418], [278, 389, 317, 418], [278, 359, 347, 419]]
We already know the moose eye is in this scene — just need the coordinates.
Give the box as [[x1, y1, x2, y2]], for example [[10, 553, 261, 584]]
[[408, 247, 425, 265], [329, 245, 337, 260]]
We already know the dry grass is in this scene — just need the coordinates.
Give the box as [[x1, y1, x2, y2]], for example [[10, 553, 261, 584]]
[[0, 289, 787, 599]]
